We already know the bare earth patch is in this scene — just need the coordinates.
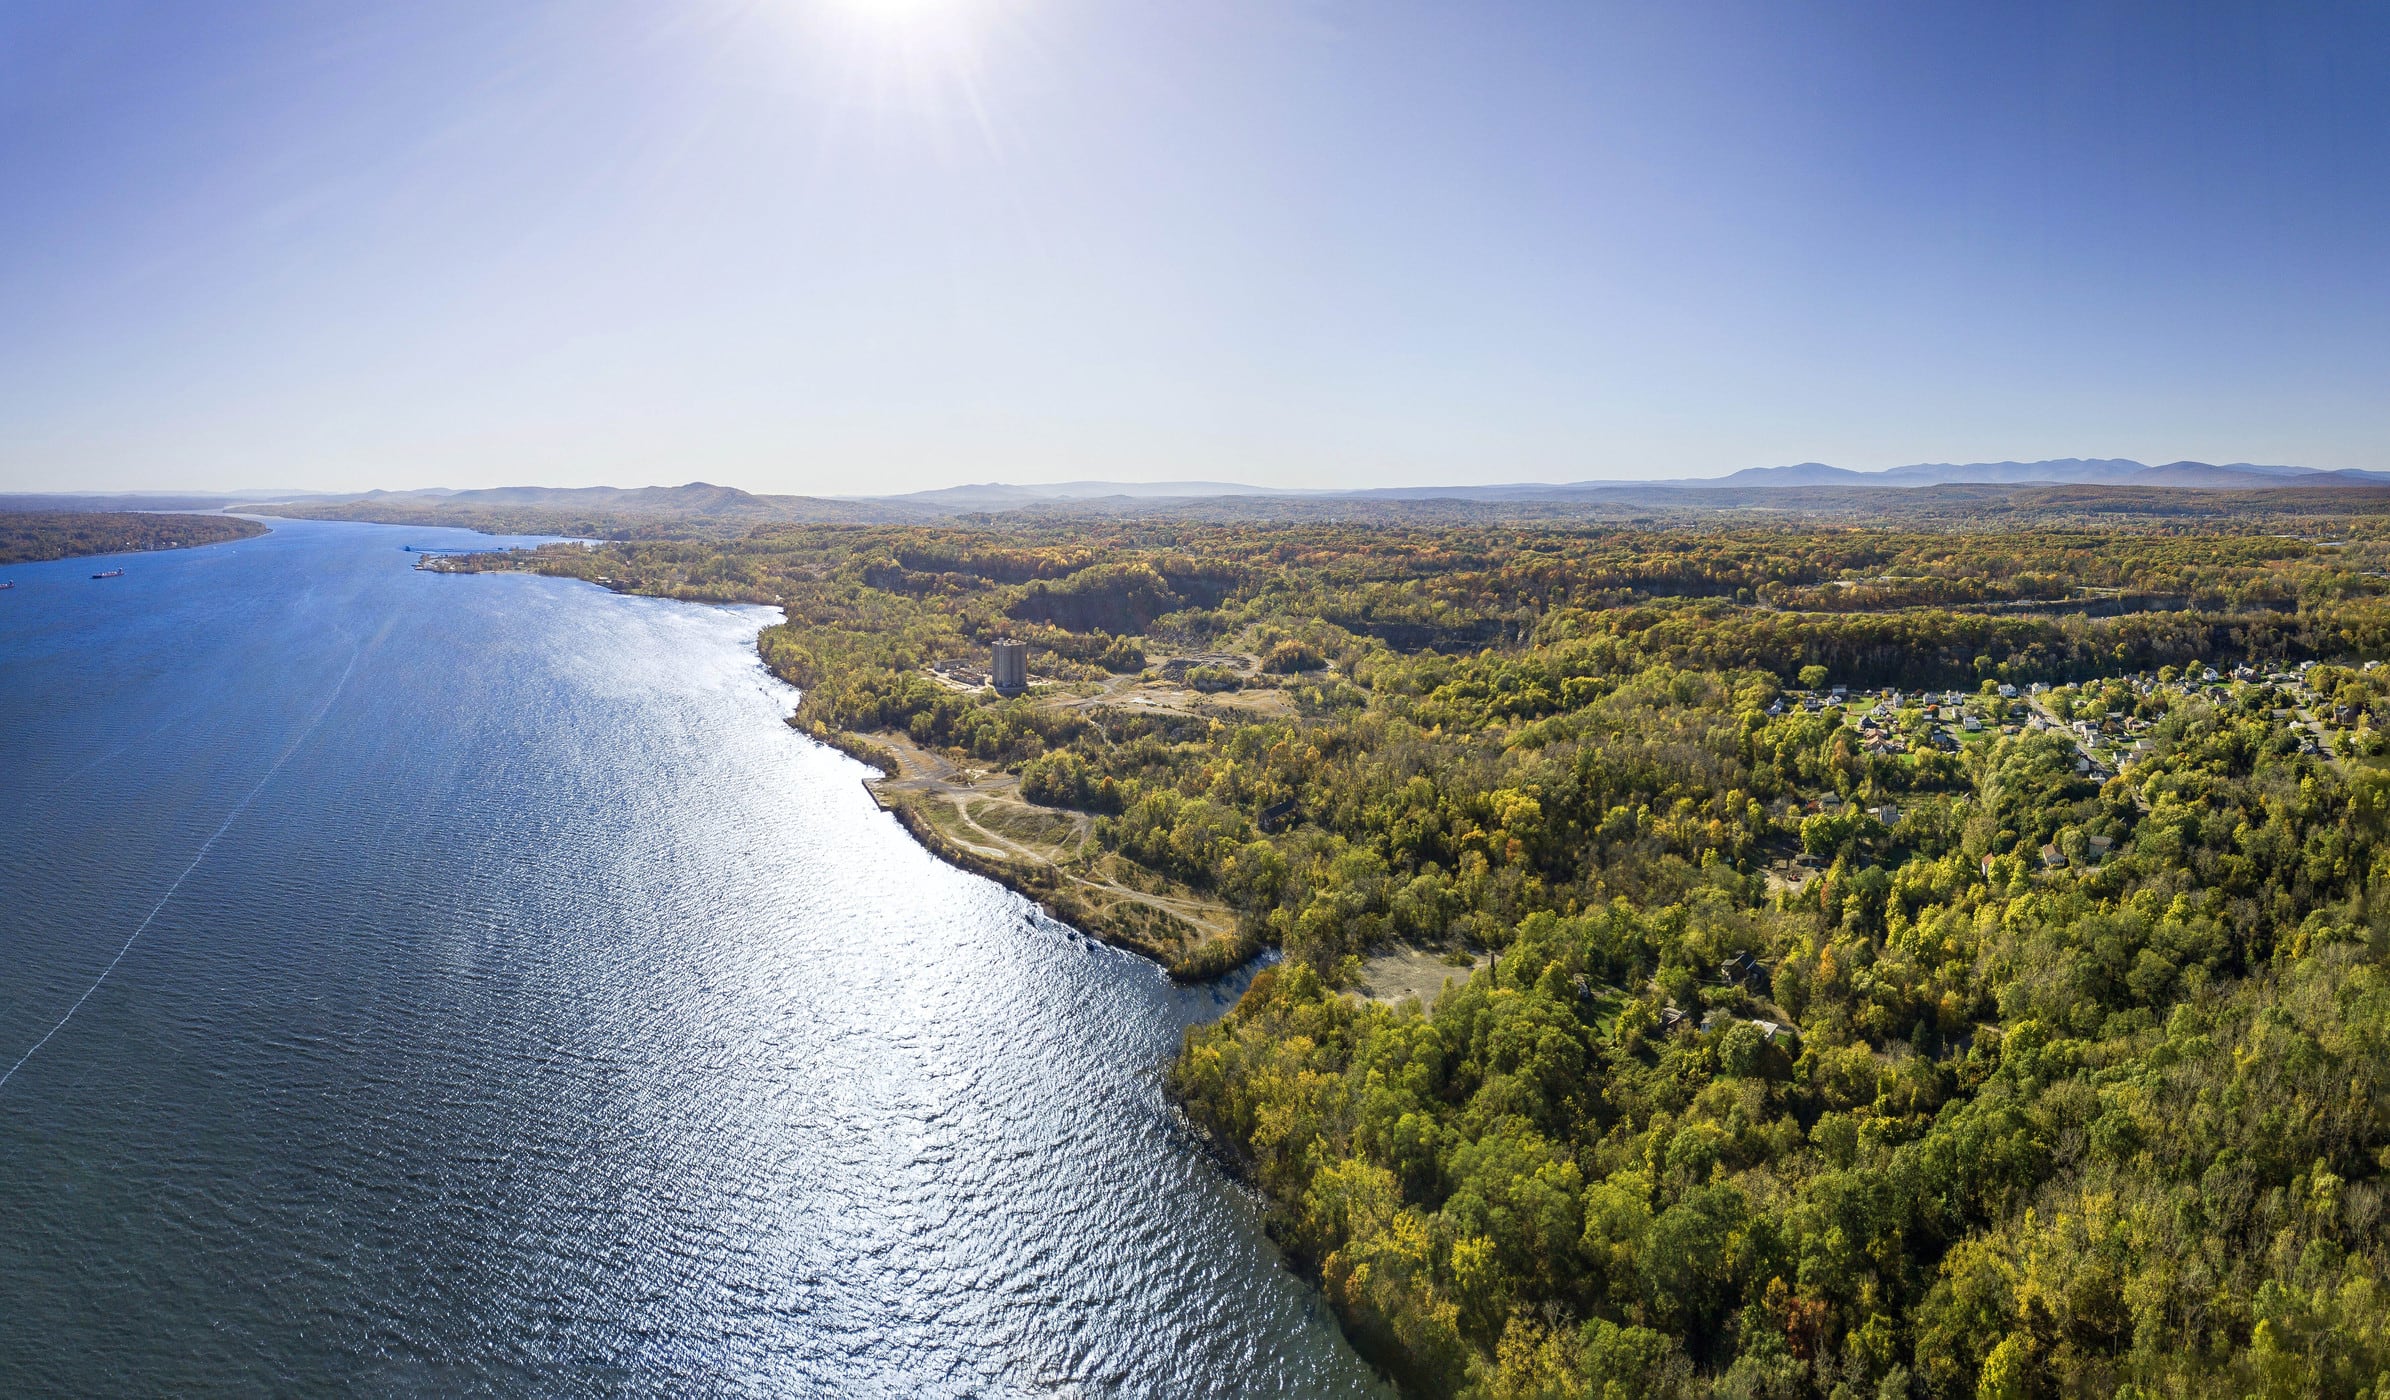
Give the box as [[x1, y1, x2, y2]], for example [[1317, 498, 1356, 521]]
[[860, 728, 1248, 977], [1354, 943, 1488, 1007]]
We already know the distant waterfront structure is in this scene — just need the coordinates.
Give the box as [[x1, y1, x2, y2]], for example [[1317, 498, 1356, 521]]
[[992, 640, 1028, 694]]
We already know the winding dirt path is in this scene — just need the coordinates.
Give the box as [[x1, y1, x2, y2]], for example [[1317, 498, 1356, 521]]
[[862, 729, 1241, 946]]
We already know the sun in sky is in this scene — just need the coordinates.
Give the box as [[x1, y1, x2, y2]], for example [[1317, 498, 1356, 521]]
[[825, 0, 979, 33], [805, 0, 1003, 76], [775, 0, 1019, 154], [7, 1, 2390, 493]]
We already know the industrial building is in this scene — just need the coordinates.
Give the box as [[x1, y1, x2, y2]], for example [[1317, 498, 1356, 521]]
[[992, 640, 1028, 694]]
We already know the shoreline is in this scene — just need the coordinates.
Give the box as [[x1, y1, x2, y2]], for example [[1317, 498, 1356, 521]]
[[793, 715, 1260, 982], [400, 535, 1261, 986], [876, 786, 1262, 983], [0, 511, 267, 569]]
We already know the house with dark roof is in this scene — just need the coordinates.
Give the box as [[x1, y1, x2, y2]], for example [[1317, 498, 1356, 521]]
[[1720, 950, 1767, 992]]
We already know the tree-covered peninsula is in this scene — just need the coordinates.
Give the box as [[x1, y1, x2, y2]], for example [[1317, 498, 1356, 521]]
[[420, 501, 2390, 1399], [0, 510, 264, 567]]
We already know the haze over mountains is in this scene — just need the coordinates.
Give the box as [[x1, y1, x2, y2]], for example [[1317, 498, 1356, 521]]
[[868, 458, 2390, 509], [1687, 458, 2388, 490], [20, 459, 2390, 526]]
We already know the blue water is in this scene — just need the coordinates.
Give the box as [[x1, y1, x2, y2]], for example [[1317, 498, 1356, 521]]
[[0, 520, 1384, 1396]]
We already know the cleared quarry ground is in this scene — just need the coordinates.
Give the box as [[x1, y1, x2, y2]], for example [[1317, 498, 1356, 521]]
[[1351, 943, 1491, 1007], [864, 652, 1488, 996], [863, 728, 1250, 977]]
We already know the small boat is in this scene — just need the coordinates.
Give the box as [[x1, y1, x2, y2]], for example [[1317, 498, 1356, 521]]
[[91, 568, 124, 579]]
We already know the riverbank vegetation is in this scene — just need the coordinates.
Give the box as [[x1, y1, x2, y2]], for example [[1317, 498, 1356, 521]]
[[0, 511, 264, 566], [422, 505, 2390, 1398]]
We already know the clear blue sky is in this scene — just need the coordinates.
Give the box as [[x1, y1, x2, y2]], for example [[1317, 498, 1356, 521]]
[[3, 1, 2387, 494]]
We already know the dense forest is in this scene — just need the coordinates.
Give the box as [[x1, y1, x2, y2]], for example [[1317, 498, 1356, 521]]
[[0, 510, 264, 567], [425, 505, 2390, 1398]]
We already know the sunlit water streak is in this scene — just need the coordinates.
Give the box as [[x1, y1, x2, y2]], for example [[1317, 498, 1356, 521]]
[[0, 519, 1385, 1397]]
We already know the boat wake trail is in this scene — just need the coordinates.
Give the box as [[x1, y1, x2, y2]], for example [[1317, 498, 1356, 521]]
[[0, 639, 373, 1095]]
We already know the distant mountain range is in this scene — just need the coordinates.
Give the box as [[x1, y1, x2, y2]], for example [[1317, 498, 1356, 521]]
[[1680, 458, 2390, 491], [20, 459, 2390, 529], [868, 459, 2390, 505], [337, 482, 793, 514], [0, 489, 333, 513], [884, 480, 1308, 507]]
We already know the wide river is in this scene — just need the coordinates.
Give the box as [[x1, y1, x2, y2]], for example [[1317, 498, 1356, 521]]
[[0, 519, 1386, 1396]]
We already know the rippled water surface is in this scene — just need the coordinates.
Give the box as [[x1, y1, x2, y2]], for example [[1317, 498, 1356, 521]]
[[0, 520, 1385, 1396]]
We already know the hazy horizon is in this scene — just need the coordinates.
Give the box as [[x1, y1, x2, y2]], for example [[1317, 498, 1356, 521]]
[[6, 1, 2389, 494], [4, 455, 2360, 504]]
